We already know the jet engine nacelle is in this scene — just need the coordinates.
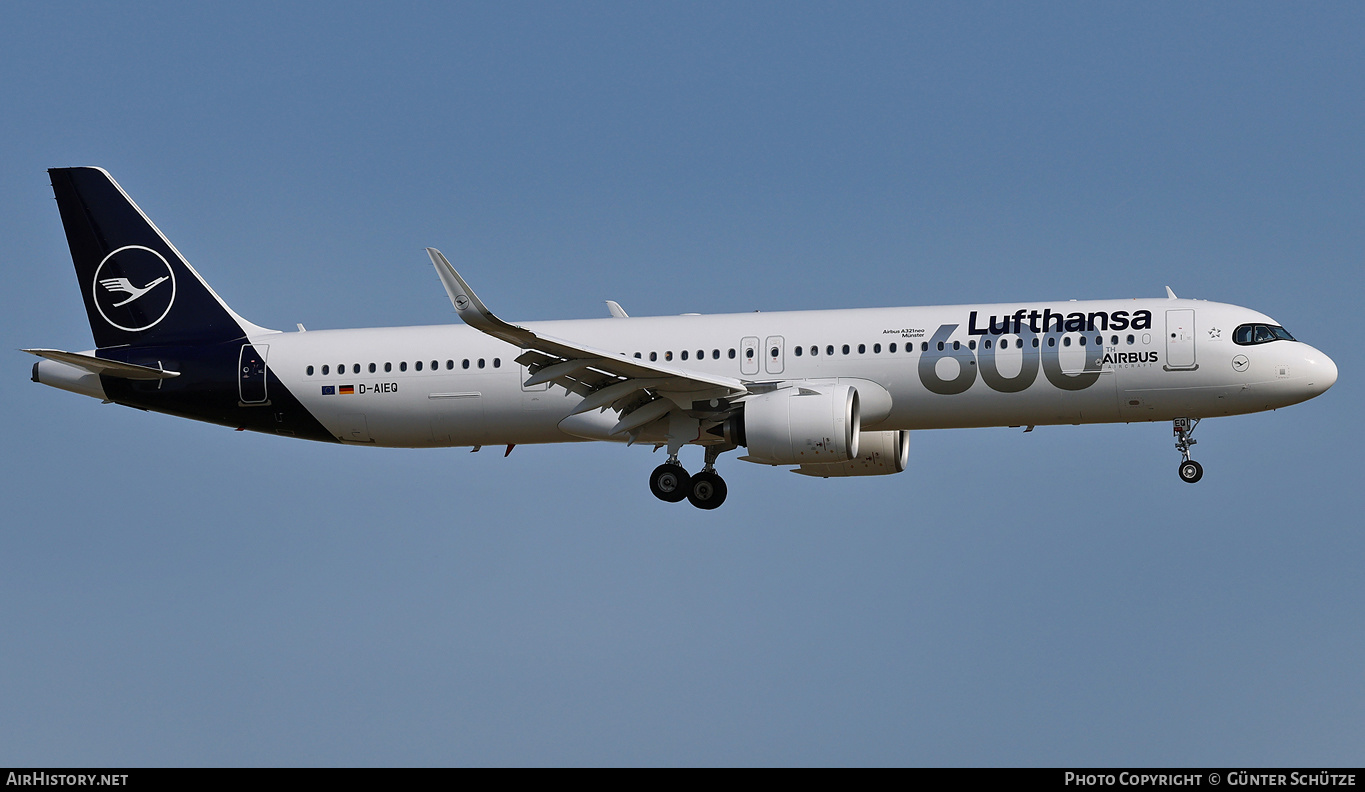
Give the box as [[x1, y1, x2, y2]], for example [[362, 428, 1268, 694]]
[[735, 384, 861, 466], [793, 430, 909, 477]]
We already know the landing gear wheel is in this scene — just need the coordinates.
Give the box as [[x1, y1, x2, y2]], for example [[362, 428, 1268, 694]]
[[1172, 418, 1204, 484], [1178, 459, 1204, 484], [686, 470, 728, 510], [649, 463, 691, 503]]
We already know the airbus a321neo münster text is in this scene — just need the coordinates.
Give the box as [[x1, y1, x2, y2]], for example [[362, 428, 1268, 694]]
[[29, 168, 1338, 509]]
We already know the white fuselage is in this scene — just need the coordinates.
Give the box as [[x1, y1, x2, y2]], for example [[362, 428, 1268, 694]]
[[254, 297, 1336, 448]]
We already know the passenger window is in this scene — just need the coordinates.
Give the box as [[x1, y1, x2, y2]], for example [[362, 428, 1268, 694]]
[[697, 350, 704, 360], [794, 346, 803, 356], [634, 352, 642, 358], [712, 349, 719, 359], [1078, 337, 1085, 347], [478, 359, 485, 369], [889, 343, 897, 353], [858, 344, 866, 354], [321, 365, 329, 375], [968, 340, 976, 350], [665, 351, 673, 361], [400, 361, 408, 371], [369, 363, 376, 373], [1064, 337, 1073, 347], [984, 340, 992, 349], [650, 352, 658, 361], [385, 362, 392, 372], [770, 347, 779, 358], [1048, 338, 1056, 347], [306, 365, 314, 376], [447, 360, 454, 370], [921, 342, 928, 352], [1032, 338, 1039, 348], [745, 349, 754, 359], [842, 345, 850, 355], [681, 350, 689, 361], [416, 361, 423, 371], [493, 358, 500, 368], [810, 346, 819, 356], [937, 342, 944, 351], [462, 359, 470, 369], [728, 349, 736, 359], [826, 345, 834, 356]]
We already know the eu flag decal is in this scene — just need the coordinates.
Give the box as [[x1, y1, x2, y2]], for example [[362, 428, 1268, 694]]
[[339, 385, 355, 395], [321, 385, 335, 395]]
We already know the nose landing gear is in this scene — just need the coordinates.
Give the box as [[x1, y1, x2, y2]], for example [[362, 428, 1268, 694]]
[[1174, 418, 1203, 483]]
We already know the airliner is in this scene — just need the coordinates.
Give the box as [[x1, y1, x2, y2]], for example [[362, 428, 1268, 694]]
[[28, 168, 1338, 509]]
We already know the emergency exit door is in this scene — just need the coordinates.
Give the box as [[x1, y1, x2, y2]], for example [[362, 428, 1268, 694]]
[[740, 336, 760, 376], [764, 335, 785, 375]]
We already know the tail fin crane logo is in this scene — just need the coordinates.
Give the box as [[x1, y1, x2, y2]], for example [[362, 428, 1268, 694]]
[[99, 275, 169, 307], [91, 245, 176, 332]]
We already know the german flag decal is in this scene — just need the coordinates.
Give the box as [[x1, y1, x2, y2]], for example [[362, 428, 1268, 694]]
[[339, 385, 355, 395]]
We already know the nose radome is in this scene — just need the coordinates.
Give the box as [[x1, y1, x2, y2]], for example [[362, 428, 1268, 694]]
[[1321, 353, 1338, 391], [1304, 346, 1338, 396]]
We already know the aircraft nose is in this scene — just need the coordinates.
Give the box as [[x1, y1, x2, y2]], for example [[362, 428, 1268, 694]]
[[1302, 345, 1338, 397]]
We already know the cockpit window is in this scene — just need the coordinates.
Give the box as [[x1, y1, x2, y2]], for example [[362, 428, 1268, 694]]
[[1233, 324, 1296, 345]]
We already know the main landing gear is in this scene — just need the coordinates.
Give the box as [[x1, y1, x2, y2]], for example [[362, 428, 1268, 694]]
[[649, 460, 690, 503], [1173, 417, 1203, 484], [649, 448, 729, 510]]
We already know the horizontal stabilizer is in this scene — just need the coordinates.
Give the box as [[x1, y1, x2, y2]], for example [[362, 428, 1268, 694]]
[[23, 349, 179, 380]]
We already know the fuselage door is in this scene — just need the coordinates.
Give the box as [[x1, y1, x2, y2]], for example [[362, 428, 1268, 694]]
[[1165, 310, 1197, 369], [239, 344, 269, 404], [764, 335, 785, 375], [740, 336, 760, 376]]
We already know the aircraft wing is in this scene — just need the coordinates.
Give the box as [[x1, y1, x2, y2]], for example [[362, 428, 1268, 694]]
[[427, 249, 746, 435]]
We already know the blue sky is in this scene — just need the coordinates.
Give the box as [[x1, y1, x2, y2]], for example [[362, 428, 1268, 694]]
[[2, 2, 1361, 766]]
